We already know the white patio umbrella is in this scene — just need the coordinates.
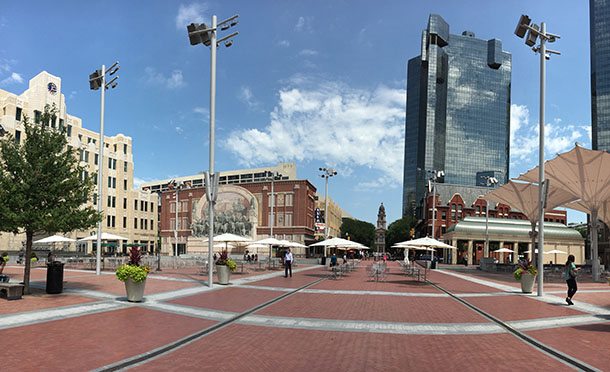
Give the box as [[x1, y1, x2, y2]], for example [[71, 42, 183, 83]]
[[544, 249, 567, 265], [79, 232, 129, 241], [213, 233, 252, 252], [396, 237, 457, 265], [493, 248, 514, 253], [34, 235, 76, 244], [309, 237, 362, 257], [251, 237, 287, 266]]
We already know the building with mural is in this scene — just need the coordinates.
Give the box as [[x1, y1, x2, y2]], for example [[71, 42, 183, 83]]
[[158, 179, 317, 257]]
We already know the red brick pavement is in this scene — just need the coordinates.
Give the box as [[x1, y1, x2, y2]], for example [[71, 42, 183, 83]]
[[133, 324, 573, 372], [168, 287, 284, 313], [0, 307, 215, 372], [550, 291, 610, 309], [62, 273, 200, 296], [426, 270, 510, 293], [527, 324, 610, 371], [464, 295, 586, 321], [244, 269, 327, 289], [258, 292, 487, 323], [0, 287, 94, 315]]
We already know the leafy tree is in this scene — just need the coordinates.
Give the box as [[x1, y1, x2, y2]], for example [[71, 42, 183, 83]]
[[385, 216, 418, 252], [0, 105, 100, 293], [340, 217, 375, 248]]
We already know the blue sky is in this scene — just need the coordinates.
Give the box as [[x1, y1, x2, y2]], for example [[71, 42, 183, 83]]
[[0, 1, 591, 225]]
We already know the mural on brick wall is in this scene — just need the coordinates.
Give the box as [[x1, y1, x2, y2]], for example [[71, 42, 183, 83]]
[[191, 185, 258, 238]]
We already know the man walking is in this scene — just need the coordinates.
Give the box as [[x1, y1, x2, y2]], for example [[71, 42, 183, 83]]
[[284, 248, 293, 278]]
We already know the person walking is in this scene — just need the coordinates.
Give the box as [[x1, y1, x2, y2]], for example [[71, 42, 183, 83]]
[[563, 254, 579, 305], [284, 248, 293, 278]]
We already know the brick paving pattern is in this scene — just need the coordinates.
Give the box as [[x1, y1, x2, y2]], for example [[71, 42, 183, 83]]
[[0, 262, 607, 371]]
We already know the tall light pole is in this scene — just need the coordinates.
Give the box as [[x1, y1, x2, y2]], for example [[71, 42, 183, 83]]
[[515, 15, 560, 296], [89, 62, 119, 276], [422, 169, 443, 267], [266, 171, 283, 239], [187, 14, 238, 288], [481, 176, 499, 258], [319, 167, 337, 258]]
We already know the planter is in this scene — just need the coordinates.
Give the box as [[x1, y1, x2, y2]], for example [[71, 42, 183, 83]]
[[124, 278, 146, 302], [520, 272, 536, 293], [216, 264, 231, 285]]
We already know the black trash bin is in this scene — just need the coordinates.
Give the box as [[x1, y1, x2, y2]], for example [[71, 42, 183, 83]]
[[430, 259, 437, 269], [320, 256, 327, 266], [46, 261, 64, 294]]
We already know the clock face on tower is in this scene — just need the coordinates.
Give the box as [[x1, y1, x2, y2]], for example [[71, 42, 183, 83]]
[[47, 82, 57, 95]]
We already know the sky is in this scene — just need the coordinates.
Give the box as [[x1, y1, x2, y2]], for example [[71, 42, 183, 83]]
[[0, 1, 592, 225]]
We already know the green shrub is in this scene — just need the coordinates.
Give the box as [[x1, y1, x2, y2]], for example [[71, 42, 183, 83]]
[[116, 264, 149, 283]]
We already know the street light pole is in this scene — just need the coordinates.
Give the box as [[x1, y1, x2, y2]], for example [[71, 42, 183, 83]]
[[482, 176, 498, 258], [89, 62, 119, 276], [319, 167, 337, 258], [187, 14, 239, 288], [515, 15, 560, 296]]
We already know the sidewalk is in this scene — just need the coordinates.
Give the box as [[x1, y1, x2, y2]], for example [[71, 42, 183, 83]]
[[0, 262, 607, 371]]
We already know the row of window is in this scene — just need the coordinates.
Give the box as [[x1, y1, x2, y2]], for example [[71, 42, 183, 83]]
[[93, 194, 155, 213], [79, 150, 129, 171], [106, 215, 154, 230], [79, 134, 128, 155]]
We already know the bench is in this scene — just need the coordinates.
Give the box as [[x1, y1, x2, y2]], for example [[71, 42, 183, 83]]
[[0, 282, 24, 300]]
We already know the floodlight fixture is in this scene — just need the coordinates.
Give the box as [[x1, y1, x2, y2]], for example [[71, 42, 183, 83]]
[[220, 24, 230, 31], [187, 23, 212, 46], [89, 70, 102, 90], [525, 23, 539, 47], [224, 40, 233, 47], [514, 14, 531, 38]]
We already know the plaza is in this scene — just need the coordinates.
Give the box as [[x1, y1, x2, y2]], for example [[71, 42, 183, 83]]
[[0, 261, 608, 371]]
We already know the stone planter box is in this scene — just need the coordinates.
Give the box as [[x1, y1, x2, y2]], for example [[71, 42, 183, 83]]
[[124, 278, 146, 302], [520, 272, 536, 293], [216, 265, 231, 285]]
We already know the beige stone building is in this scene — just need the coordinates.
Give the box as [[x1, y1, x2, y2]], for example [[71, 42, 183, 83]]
[[315, 196, 350, 239], [0, 71, 157, 254]]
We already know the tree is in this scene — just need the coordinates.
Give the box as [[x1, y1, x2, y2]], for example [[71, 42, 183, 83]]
[[340, 217, 375, 248], [0, 105, 100, 294], [385, 216, 418, 252]]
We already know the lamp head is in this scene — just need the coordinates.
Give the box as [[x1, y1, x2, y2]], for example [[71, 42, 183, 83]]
[[525, 23, 539, 47], [514, 14, 531, 38]]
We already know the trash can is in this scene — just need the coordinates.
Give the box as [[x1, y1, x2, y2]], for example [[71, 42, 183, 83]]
[[46, 261, 64, 294], [320, 256, 327, 266], [431, 260, 437, 269]]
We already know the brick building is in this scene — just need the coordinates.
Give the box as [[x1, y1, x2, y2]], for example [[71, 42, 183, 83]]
[[158, 179, 317, 256]]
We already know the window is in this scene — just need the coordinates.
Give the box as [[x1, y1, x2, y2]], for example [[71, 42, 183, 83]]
[[285, 194, 294, 207], [108, 158, 116, 170], [14, 130, 21, 144], [123, 179, 127, 190], [84, 151, 89, 162], [277, 194, 285, 207], [107, 215, 111, 227], [111, 215, 115, 228], [181, 201, 188, 212], [34, 110, 41, 123], [59, 119, 64, 131], [67, 125, 72, 137], [112, 177, 116, 188], [150, 219, 154, 230], [134, 218, 138, 229], [181, 217, 188, 230], [170, 201, 176, 213], [141, 200, 145, 211], [123, 198, 127, 209], [140, 218, 145, 229], [93, 193, 97, 205], [94, 154, 99, 165], [285, 212, 293, 226], [123, 161, 127, 172], [150, 202, 154, 212], [143, 219, 148, 230], [123, 144, 127, 154], [123, 216, 127, 228], [15, 107, 22, 121], [134, 200, 138, 210], [277, 213, 284, 226]]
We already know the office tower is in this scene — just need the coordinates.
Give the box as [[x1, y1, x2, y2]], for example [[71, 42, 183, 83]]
[[403, 14, 511, 217]]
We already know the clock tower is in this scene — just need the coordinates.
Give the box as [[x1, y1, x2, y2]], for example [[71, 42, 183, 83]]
[[375, 203, 387, 254]]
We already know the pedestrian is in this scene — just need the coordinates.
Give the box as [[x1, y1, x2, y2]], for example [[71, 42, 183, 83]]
[[284, 248, 293, 278], [563, 254, 579, 305], [330, 253, 337, 267], [342, 253, 347, 265], [213, 253, 218, 262]]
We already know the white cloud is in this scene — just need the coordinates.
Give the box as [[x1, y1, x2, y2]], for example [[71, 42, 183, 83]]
[[69, 91, 77, 100], [0, 72, 23, 86], [194, 106, 209, 116], [298, 49, 318, 56], [277, 40, 290, 47], [176, 3, 207, 29], [133, 177, 148, 189], [226, 78, 406, 185], [175, 126, 184, 135], [295, 16, 313, 32], [510, 103, 590, 172], [238, 86, 260, 109], [144, 67, 185, 89]]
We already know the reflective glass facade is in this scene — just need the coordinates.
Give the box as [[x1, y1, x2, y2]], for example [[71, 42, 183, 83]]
[[591, 0, 610, 150], [403, 14, 511, 217]]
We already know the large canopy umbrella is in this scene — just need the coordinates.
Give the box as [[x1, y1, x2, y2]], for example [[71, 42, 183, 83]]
[[79, 232, 129, 241], [485, 180, 578, 259], [519, 145, 610, 281], [544, 249, 567, 265]]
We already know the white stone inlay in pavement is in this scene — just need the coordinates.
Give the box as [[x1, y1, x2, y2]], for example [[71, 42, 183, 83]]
[[509, 314, 610, 331], [0, 302, 125, 330]]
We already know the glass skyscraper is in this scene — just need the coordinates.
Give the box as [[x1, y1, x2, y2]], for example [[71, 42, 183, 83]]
[[403, 14, 511, 217], [591, 0, 610, 150]]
